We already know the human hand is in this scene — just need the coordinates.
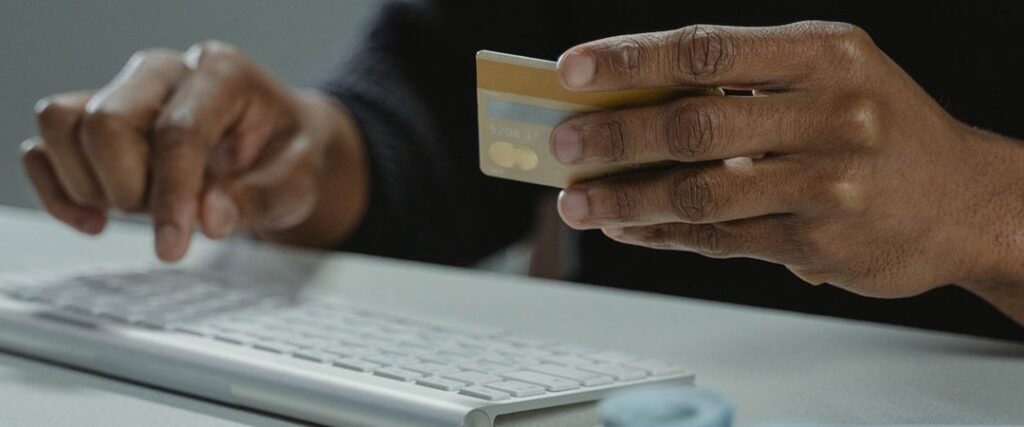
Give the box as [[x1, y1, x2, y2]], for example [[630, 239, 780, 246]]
[[23, 41, 368, 262], [551, 21, 1024, 302]]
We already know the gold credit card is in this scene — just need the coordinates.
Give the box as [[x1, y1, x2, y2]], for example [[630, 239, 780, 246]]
[[476, 49, 721, 188]]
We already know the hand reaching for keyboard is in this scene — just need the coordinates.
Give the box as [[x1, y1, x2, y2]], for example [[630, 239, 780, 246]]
[[22, 41, 369, 261]]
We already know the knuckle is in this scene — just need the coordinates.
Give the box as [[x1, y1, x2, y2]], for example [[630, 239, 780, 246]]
[[826, 173, 867, 214], [189, 40, 247, 76], [822, 22, 876, 64], [580, 119, 626, 162], [665, 100, 720, 160], [612, 186, 636, 221], [196, 40, 241, 60], [153, 113, 198, 149], [690, 223, 729, 257], [669, 170, 718, 223], [675, 24, 734, 80], [19, 139, 42, 159], [128, 47, 181, 65], [126, 48, 185, 81], [34, 96, 79, 131], [837, 98, 882, 147], [637, 224, 677, 249], [593, 184, 638, 221], [600, 36, 645, 84], [835, 22, 874, 46]]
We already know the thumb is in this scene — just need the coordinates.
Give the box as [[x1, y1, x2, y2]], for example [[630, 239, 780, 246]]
[[199, 160, 317, 239]]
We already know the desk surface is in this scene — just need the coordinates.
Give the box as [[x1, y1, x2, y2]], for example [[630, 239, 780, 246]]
[[0, 205, 1021, 426]]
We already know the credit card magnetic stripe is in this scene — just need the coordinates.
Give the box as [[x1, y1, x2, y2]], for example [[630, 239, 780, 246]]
[[486, 99, 575, 129]]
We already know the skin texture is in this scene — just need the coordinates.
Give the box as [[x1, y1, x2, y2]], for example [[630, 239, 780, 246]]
[[21, 24, 1024, 325], [22, 41, 368, 262], [550, 21, 1024, 324]]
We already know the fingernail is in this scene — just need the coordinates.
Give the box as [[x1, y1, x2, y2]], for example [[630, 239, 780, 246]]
[[156, 223, 180, 259], [558, 189, 589, 222], [205, 189, 239, 237], [559, 51, 595, 89], [552, 126, 582, 164]]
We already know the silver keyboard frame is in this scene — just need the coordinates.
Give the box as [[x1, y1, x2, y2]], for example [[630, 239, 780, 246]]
[[0, 261, 693, 427]]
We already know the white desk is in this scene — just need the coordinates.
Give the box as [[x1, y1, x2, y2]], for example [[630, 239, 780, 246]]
[[0, 205, 1021, 425]]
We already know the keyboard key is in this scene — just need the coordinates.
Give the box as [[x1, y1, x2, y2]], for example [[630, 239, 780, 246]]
[[333, 358, 382, 372], [576, 363, 647, 381], [484, 380, 545, 398], [275, 335, 321, 349], [529, 364, 614, 386], [623, 359, 686, 376], [459, 386, 510, 401], [374, 367, 423, 382], [539, 355, 596, 367], [416, 377, 466, 391], [253, 341, 300, 354], [587, 351, 640, 364], [443, 371, 502, 385], [420, 352, 474, 365], [209, 320, 263, 334], [460, 360, 515, 374], [394, 345, 436, 359], [322, 344, 377, 358], [293, 350, 336, 363], [213, 332, 252, 345], [172, 324, 218, 337], [100, 307, 145, 323], [501, 371, 579, 392], [137, 313, 189, 329], [478, 353, 537, 367], [360, 337, 401, 352], [402, 362, 460, 376], [362, 354, 419, 367], [478, 352, 518, 364]]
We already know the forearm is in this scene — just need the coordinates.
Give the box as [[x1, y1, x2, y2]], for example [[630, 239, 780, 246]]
[[293, 0, 563, 265], [960, 128, 1024, 325], [255, 90, 368, 249]]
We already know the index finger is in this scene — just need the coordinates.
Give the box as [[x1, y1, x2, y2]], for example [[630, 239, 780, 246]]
[[557, 21, 871, 91], [150, 42, 249, 261]]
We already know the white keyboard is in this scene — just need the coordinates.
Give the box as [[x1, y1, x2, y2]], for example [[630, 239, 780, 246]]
[[0, 268, 692, 415]]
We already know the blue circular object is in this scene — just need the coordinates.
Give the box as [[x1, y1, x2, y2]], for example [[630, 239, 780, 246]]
[[599, 386, 734, 427]]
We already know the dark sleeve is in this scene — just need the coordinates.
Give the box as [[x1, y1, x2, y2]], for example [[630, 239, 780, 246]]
[[318, 1, 572, 266]]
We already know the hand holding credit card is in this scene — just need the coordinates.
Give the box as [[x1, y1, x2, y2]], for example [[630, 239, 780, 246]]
[[476, 50, 721, 188]]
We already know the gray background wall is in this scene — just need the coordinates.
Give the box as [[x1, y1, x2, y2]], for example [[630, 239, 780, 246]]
[[0, 0, 377, 210]]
